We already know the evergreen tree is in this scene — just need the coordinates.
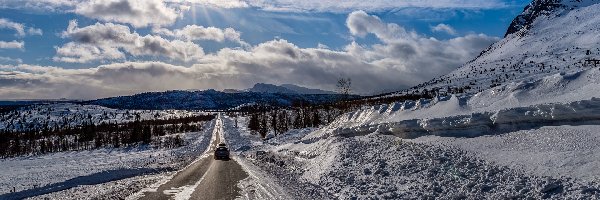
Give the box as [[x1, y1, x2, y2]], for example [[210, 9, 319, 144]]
[[258, 114, 268, 138], [142, 125, 152, 144], [247, 114, 260, 134]]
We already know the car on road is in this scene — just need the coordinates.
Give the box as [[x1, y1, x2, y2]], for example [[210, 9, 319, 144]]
[[214, 144, 230, 160]]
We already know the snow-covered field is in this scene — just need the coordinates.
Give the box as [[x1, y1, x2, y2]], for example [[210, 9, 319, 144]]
[[0, 119, 215, 199]]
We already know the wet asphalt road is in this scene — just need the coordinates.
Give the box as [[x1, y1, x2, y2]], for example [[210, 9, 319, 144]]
[[138, 116, 248, 200]]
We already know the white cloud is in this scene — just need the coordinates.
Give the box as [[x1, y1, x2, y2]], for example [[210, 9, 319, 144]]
[[0, 57, 23, 64], [27, 27, 43, 35], [54, 43, 125, 63], [75, 0, 183, 28], [0, 18, 43, 37], [0, 41, 25, 49], [431, 23, 457, 35], [153, 25, 249, 46], [346, 10, 414, 42], [317, 43, 329, 49], [54, 20, 204, 63]]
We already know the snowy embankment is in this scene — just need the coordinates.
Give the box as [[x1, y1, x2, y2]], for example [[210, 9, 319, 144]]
[[333, 97, 600, 139], [225, 68, 600, 199], [0, 119, 215, 200], [328, 68, 600, 139]]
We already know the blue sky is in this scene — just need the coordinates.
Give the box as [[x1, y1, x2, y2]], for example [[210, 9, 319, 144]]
[[0, 0, 531, 99]]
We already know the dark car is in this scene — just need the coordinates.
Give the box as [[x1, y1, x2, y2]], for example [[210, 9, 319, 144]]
[[214, 146, 230, 160]]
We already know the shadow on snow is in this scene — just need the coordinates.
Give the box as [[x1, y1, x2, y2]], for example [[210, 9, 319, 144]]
[[0, 167, 172, 200]]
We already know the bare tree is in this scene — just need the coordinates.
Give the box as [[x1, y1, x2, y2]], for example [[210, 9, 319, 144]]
[[336, 77, 352, 100], [336, 77, 352, 110]]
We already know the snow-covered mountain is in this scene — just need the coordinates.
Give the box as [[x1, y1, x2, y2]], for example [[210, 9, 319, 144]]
[[398, 0, 600, 96], [247, 83, 337, 94]]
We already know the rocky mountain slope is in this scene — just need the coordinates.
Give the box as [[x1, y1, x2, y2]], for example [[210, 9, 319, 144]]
[[395, 0, 600, 96]]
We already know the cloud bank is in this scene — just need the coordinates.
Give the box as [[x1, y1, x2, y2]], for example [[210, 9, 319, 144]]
[[54, 20, 205, 63], [1, 11, 499, 99], [0, 41, 25, 49]]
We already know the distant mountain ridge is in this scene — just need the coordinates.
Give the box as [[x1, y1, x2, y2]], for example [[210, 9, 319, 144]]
[[246, 83, 337, 94], [88, 89, 351, 110]]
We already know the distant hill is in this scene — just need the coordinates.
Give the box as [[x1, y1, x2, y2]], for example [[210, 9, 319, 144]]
[[88, 89, 352, 110], [247, 83, 337, 94], [280, 84, 337, 94]]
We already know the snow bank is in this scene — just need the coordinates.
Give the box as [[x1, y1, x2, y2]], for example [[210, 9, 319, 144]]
[[413, 125, 600, 182]]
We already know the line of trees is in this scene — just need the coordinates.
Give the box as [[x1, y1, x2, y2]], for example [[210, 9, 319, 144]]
[[0, 114, 215, 158], [243, 104, 343, 138]]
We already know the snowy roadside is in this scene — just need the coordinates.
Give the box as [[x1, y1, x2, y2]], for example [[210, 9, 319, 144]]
[[227, 116, 600, 199], [0, 119, 216, 200]]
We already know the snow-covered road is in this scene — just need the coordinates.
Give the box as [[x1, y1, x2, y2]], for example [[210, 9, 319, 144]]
[[134, 114, 249, 200]]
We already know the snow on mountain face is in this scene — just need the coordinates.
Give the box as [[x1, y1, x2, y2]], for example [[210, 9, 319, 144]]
[[410, 0, 600, 96]]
